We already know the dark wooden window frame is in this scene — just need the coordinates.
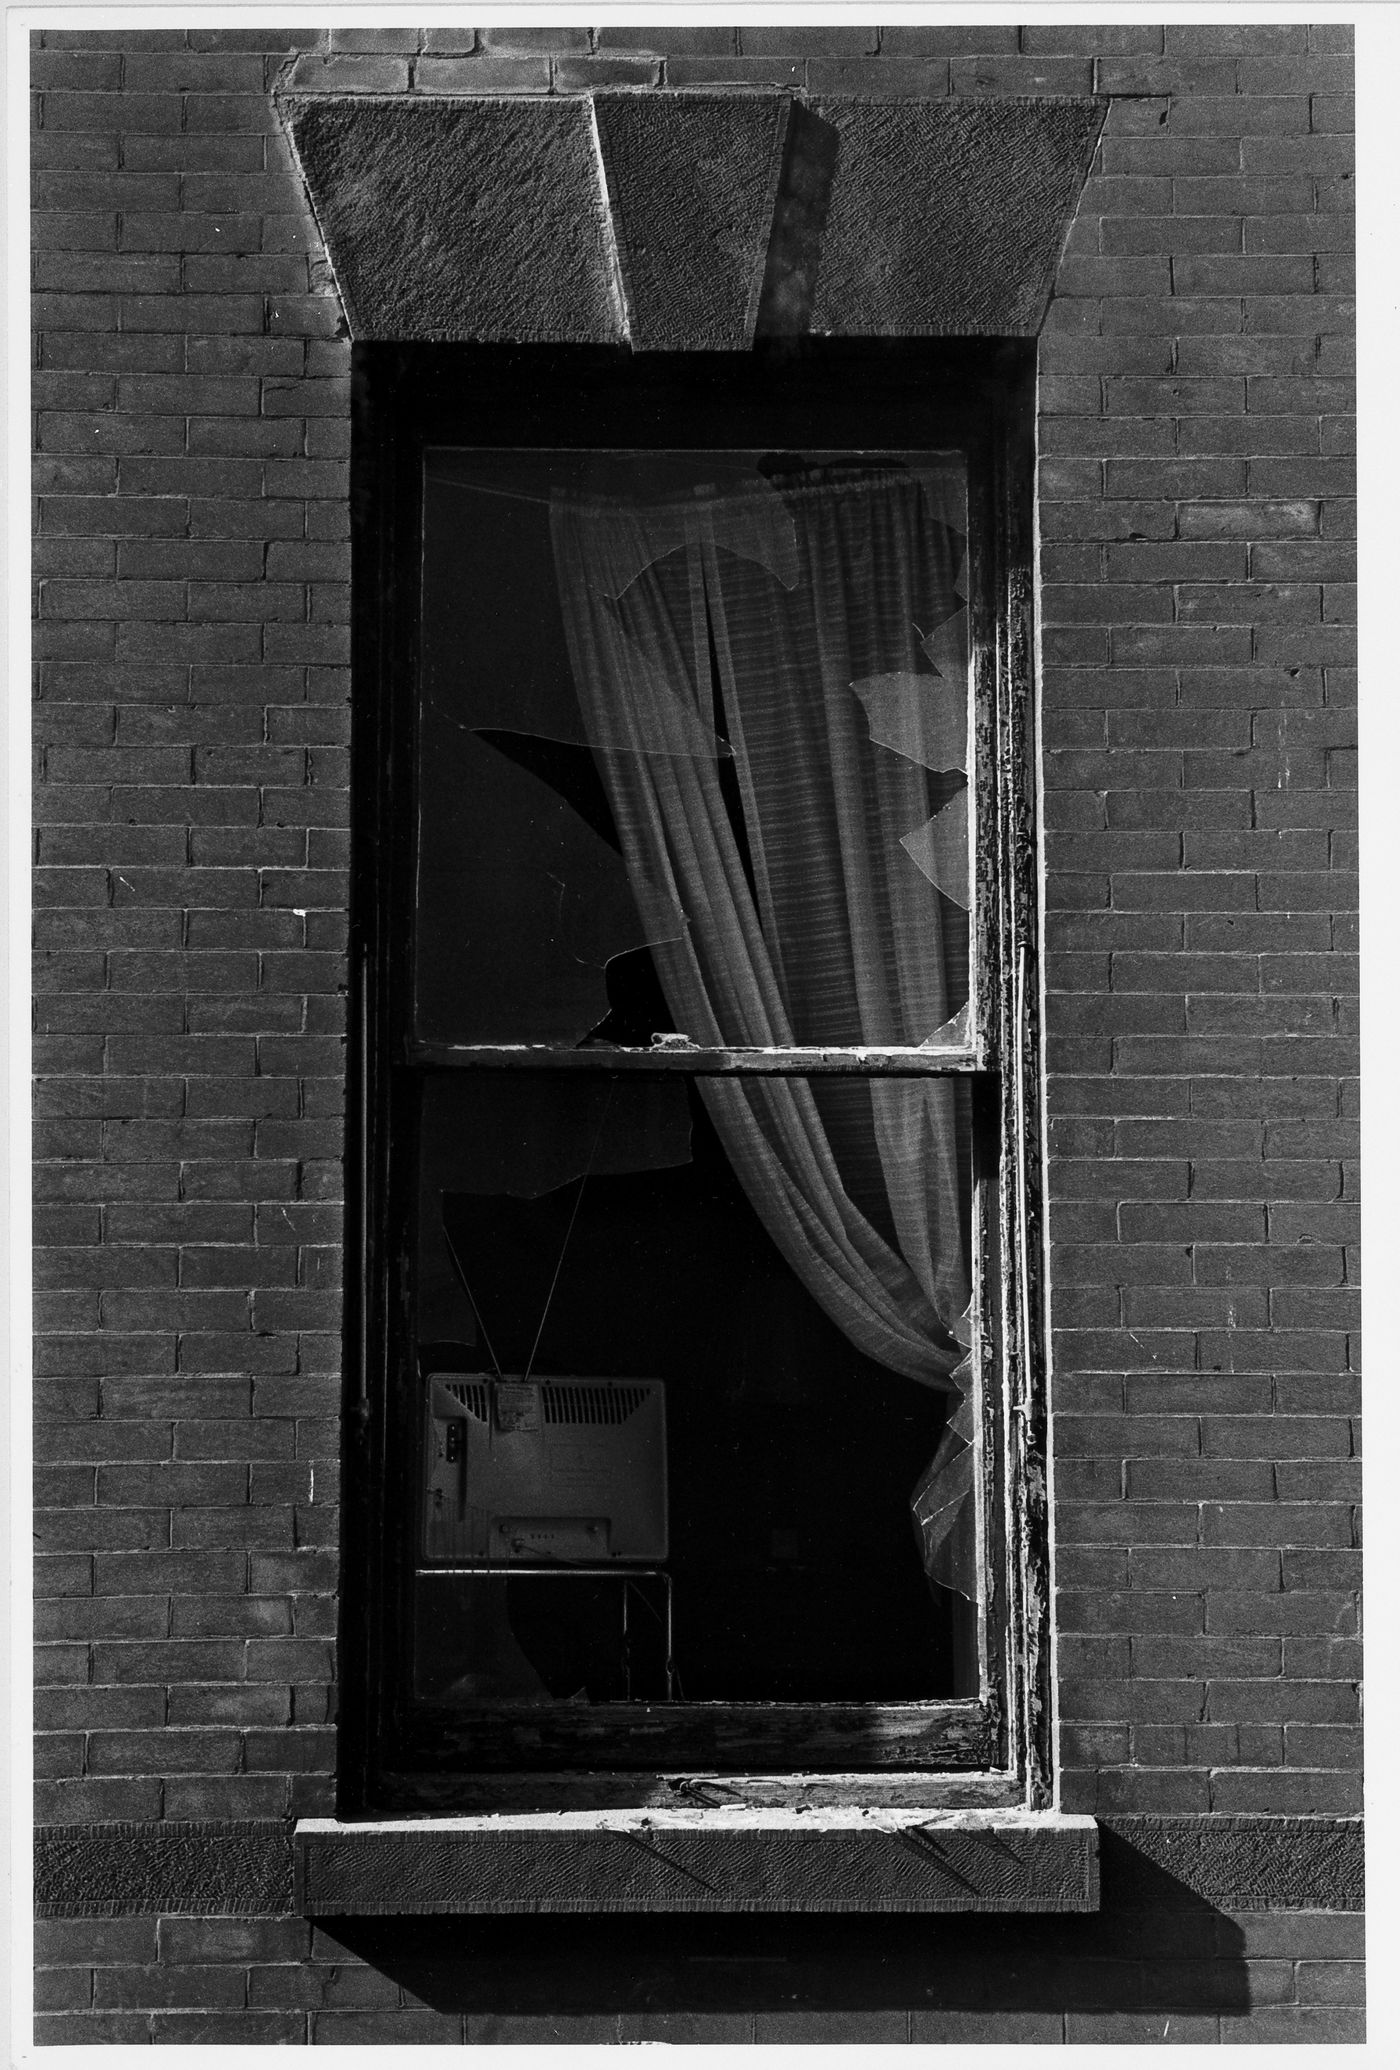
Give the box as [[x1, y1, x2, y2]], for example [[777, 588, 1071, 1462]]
[[342, 340, 1050, 1817]]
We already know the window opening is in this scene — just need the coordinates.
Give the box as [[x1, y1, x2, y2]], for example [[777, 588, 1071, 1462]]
[[352, 347, 1041, 1798]]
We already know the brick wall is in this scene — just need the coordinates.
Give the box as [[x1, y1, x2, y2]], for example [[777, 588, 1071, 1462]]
[[1035, 24, 1358, 1824], [32, 21, 1359, 2044], [33, 22, 347, 1836]]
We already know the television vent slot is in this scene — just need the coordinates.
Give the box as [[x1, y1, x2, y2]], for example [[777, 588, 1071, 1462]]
[[441, 1379, 489, 1422], [542, 1384, 650, 1427]]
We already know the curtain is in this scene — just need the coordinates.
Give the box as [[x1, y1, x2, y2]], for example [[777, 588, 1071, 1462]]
[[549, 465, 976, 1591]]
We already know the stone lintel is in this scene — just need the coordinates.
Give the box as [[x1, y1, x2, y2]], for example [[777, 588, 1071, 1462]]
[[280, 90, 1104, 345]]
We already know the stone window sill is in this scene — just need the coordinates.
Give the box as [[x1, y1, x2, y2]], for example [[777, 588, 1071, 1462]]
[[294, 1807, 1099, 1915]]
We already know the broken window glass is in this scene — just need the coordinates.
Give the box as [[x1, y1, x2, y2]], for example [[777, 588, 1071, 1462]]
[[417, 452, 973, 1052], [553, 456, 972, 1049]]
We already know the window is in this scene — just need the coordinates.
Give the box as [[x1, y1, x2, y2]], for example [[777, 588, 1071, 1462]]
[[346, 343, 1048, 1812]]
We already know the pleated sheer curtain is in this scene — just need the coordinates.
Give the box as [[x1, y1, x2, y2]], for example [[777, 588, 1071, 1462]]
[[550, 464, 979, 1596]]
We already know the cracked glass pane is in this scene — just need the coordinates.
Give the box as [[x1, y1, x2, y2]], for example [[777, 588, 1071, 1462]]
[[419, 450, 974, 1050]]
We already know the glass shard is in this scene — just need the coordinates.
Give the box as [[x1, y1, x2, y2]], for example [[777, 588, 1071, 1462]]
[[919, 604, 969, 693], [900, 788, 970, 909], [911, 1437, 977, 1600], [851, 667, 967, 775], [923, 1001, 972, 1051], [910, 1374, 978, 1601], [909, 467, 969, 541]]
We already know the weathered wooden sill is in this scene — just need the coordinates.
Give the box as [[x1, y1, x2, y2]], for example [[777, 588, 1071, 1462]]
[[295, 1808, 1099, 1916], [398, 1699, 998, 1776], [406, 1040, 984, 1074], [371, 1768, 1024, 1816]]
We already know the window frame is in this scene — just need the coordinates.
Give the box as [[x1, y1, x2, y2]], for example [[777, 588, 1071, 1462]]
[[343, 340, 1049, 1816]]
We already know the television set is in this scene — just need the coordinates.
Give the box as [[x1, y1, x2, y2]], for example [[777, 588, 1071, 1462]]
[[421, 1374, 669, 1565]]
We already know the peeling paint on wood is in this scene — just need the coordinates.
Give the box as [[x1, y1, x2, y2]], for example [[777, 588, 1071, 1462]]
[[374, 1770, 1023, 1816], [407, 1042, 983, 1073], [400, 1700, 999, 1776]]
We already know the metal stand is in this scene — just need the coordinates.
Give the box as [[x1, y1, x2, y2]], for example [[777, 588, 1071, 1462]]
[[417, 1565, 675, 1700]]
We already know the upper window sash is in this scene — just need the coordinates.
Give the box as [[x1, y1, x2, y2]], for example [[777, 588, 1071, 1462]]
[[411, 447, 992, 1071]]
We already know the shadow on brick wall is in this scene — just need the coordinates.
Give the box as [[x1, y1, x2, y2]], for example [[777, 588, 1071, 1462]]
[[316, 1833, 1250, 2021]]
